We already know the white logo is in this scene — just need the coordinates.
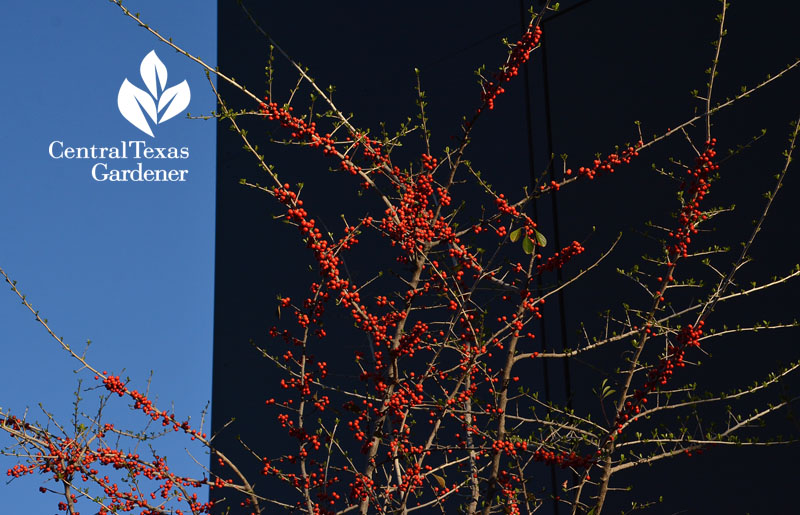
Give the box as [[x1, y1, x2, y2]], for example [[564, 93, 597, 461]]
[[118, 50, 191, 137]]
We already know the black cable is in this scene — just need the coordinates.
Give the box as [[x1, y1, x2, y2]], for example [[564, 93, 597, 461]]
[[540, 30, 574, 413], [546, 0, 597, 21], [422, 0, 597, 71], [519, 2, 559, 514]]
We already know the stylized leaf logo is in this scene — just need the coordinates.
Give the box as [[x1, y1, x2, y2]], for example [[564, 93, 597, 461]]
[[117, 50, 191, 137], [118, 79, 157, 137], [140, 50, 168, 98], [159, 81, 191, 123]]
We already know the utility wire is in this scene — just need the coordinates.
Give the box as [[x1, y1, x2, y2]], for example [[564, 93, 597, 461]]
[[519, 2, 559, 514], [518, 1, 597, 512]]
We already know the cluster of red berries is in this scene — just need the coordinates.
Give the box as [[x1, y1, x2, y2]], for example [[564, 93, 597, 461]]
[[605, 145, 719, 446], [613, 321, 705, 436], [496, 470, 522, 515], [494, 193, 538, 235], [668, 139, 718, 258], [609, 142, 718, 437], [15, 430, 210, 514], [479, 25, 543, 112], [380, 173, 458, 256], [260, 97, 393, 184], [98, 373, 206, 439], [243, 21, 661, 513], [564, 143, 643, 182], [536, 241, 586, 274], [259, 99, 336, 153]]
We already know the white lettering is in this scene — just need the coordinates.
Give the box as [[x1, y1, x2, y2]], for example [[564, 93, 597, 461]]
[[91, 162, 188, 182], [91, 162, 108, 181], [48, 141, 64, 159]]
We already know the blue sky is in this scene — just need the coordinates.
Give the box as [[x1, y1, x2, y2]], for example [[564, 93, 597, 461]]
[[0, 2, 216, 512]]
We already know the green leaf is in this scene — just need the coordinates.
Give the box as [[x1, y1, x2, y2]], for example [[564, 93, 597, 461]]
[[522, 236, 535, 255], [533, 229, 547, 247], [509, 227, 523, 242]]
